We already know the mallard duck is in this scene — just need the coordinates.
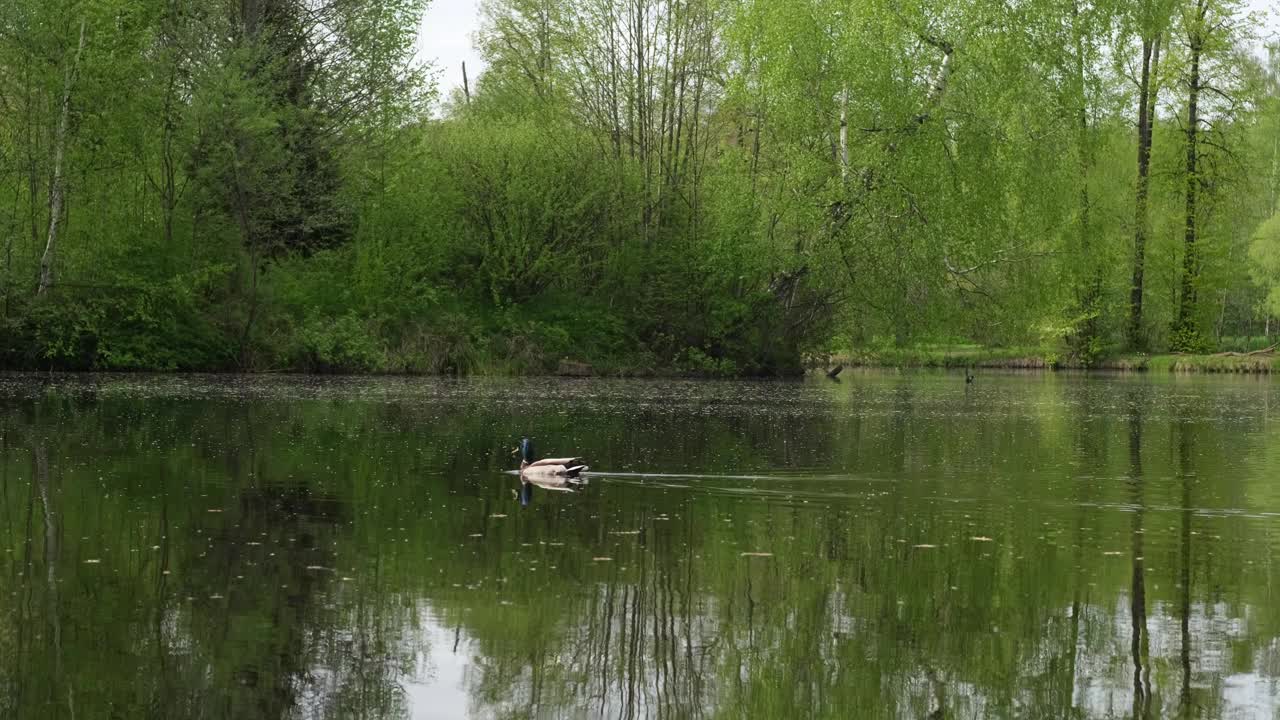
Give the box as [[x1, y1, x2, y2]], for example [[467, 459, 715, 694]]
[[514, 437, 588, 479]]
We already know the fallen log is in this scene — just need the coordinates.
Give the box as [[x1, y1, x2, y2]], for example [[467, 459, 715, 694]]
[[1213, 344, 1275, 358]]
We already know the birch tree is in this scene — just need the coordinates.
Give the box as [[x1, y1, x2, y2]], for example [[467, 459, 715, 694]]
[[35, 17, 85, 296]]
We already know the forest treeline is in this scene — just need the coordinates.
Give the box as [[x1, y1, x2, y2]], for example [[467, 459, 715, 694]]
[[2, 0, 1280, 375]]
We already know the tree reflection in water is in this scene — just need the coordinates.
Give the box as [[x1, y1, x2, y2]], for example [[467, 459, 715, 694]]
[[0, 374, 1278, 719]]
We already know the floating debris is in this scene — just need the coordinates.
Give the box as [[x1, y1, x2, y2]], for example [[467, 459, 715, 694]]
[[207, 509, 223, 513], [913, 544, 938, 549], [740, 552, 773, 558], [609, 530, 641, 536], [83, 558, 102, 564], [592, 556, 613, 562], [1102, 551, 1123, 556], [489, 514, 507, 519], [970, 536, 994, 542]]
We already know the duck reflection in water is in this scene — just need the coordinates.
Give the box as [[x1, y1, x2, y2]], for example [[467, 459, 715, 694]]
[[514, 474, 587, 506]]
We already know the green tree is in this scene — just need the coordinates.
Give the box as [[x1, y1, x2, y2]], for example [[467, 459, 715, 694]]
[[1249, 213, 1280, 325]]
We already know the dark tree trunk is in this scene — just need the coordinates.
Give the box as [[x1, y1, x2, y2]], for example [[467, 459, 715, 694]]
[[1129, 402, 1151, 718], [1177, 420, 1194, 716], [1176, 6, 1204, 343], [1129, 31, 1160, 350]]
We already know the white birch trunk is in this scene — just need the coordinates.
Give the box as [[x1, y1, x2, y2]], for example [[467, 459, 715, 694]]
[[839, 85, 849, 183], [928, 48, 952, 107], [37, 18, 86, 297]]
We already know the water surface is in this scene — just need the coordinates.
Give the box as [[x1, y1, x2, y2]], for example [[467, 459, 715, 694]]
[[2, 371, 1279, 719]]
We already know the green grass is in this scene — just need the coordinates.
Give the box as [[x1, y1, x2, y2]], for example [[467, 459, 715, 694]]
[[832, 345, 1054, 370], [824, 344, 1278, 374], [1104, 353, 1279, 374]]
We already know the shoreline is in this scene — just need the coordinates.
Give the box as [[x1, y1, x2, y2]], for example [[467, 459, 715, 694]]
[[3, 353, 1277, 383], [826, 350, 1279, 375], [6, 342, 1280, 380]]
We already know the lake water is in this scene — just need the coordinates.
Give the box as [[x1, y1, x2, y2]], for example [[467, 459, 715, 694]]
[[1, 371, 1278, 719]]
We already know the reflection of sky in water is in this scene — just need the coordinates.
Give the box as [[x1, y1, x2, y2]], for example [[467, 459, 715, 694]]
[[406, 613, 472, 720], [1223, 673, 1280, 719], [1065, 600, 1280, 719], [387, 592, 1280, 718]]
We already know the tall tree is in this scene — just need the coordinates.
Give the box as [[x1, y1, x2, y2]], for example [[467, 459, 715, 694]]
[[1173, 0, 1207, 349], [36, 16, 86, 295], [1128, 2, 1166, 350], [1169, 0, 1251, 351]]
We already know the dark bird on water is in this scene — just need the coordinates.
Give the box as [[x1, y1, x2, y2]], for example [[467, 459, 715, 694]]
[[965, 367, 975, 384]]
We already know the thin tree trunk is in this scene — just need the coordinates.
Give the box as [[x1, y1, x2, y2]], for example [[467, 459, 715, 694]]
[[37, 18, 87, 296], [1270, 134, 1279, 214], [839, 85, 849, 184], [608, 5, 622, 159], [34, 442, 73, 717], [159, 64, 179, 250], [1216, 291, 1227, 342], [1129, 31, 1157, 350], [230, 142, 259, 367], [4, 185, 18, 315], [626, 1, 637, 163], [653, 0, 677, 229], [1176, 6, 1204, 338], [1074, 0, 1099, 351], [537, 2, 551, 97], [1128, 403, 1150, 719], [1177, 420, 1194, 717], [635, 0, 651, 235], [25, 51, 42, 253], [155, 0, 183, 253]]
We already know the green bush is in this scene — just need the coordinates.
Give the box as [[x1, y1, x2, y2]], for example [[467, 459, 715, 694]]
[[294, 315, 382, 372], [1169, 322, 1213, 354], [676, 346, 739, 377]]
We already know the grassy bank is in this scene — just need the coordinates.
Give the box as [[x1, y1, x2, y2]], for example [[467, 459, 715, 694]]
[[825, 345, 1279, 374], [1097, 353, 1280, 374], [832, 345, 1056, 370]]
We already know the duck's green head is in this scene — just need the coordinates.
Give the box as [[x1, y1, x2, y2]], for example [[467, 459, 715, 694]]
[[518, 437, 535, 463]]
